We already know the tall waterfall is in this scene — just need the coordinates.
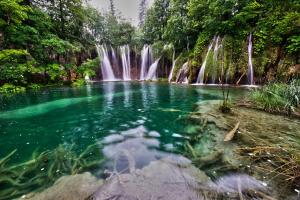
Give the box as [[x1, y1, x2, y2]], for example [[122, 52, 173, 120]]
[[168, 50, 177, 83], [248, 33, 254, 85], [120, 45, 131, 80], [140, 45, 153, 80], [212, 36, 221, 84], [146, 58, 160, 80], [96, 45, 116, 81], [196, 39, 215, 84]]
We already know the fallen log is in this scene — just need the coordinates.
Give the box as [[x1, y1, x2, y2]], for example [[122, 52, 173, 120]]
[[224, 122, 240, 142]]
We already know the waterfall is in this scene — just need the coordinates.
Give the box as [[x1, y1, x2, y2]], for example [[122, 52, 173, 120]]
[[146, 58, 160, 80], [176, 62, 189, 83], [248, 33, 254, 85], [196, 39, 215, 84], [168, 50, 177, 83], [212, 36, 221, 84], [111, 46, 117, 64], [96, 45, 116, 81], [121, 45, 131, 80], [140, 45, 153, 80]]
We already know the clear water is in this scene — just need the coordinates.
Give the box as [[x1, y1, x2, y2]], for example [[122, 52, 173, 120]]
[[0, 82, 246, 198]]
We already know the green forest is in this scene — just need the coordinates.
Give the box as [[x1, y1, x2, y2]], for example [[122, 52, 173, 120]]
[[0, 0, 299, 92]]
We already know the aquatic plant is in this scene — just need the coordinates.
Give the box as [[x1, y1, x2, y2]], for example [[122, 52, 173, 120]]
[[0, 143, 104, 200]]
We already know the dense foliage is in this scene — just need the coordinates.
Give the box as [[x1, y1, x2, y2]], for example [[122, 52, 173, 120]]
[[0, 0, 299, 91], [0, 0, 135, 92], [141, 0, 300, 83]]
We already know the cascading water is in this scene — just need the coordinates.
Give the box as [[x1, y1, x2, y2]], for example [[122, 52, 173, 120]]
[[168, 49, 177, 83], [196, 39, 215, 84], [146, 58, 160, 80], [212, 36, 221, 84], [248, 33, 254, 85], [111, 46, 117, 64], [96, 45, 116, 81], [176, 62, 189, 83], [140, 45, 153, 80], [120, 45, 131, 80]]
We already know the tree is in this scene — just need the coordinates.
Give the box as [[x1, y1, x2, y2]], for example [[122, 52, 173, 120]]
[[32, 0, 85, 41], [164, 0, 189, 51], [109, 0, 116, 17], [142, 0, 170, 43], [139, 0, 148, 28]]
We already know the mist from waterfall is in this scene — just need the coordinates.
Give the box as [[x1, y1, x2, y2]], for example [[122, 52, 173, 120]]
[[97, 45, 116, 81], [248, 33, 254, 85], [140, 45, 153, 80], [146, 58, 160, 81], [121, 45, 131, 80], [196, 39, 215, 84]]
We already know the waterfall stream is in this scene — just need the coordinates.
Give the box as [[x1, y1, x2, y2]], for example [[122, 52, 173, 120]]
[[248, 33, 254, 85], [121, 45, 131, 80], [97, 45, 116, 81], [196, 39, 215, 84], [140, 45, 153, 80], [146, 58, 160, 81]]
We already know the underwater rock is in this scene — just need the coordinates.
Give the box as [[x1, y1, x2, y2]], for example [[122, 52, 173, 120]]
[[91, 158, 209, 200], [120, 125, 147, 137], [147, 131, 161, 137], [91, 158, 271, 200], [102, 134, 125, 144], [24, 172, 103, 200], [102, 137, 176, 173]]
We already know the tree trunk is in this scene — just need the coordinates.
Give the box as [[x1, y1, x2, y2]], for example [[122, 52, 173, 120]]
[[59, 0, 65, 38]]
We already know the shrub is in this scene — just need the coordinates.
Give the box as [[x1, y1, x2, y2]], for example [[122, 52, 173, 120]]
[[71, 79, 86, 87], [0, 83, 26, 94], [27, 83, 42, 90]]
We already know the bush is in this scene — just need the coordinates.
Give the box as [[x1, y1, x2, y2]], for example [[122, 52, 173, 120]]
[[0, 49, 35, 85], [71, 79, 86, 87], [27, 83, 42, 90], [77, 58, 99, 78], [0, 83, 26, 94]]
